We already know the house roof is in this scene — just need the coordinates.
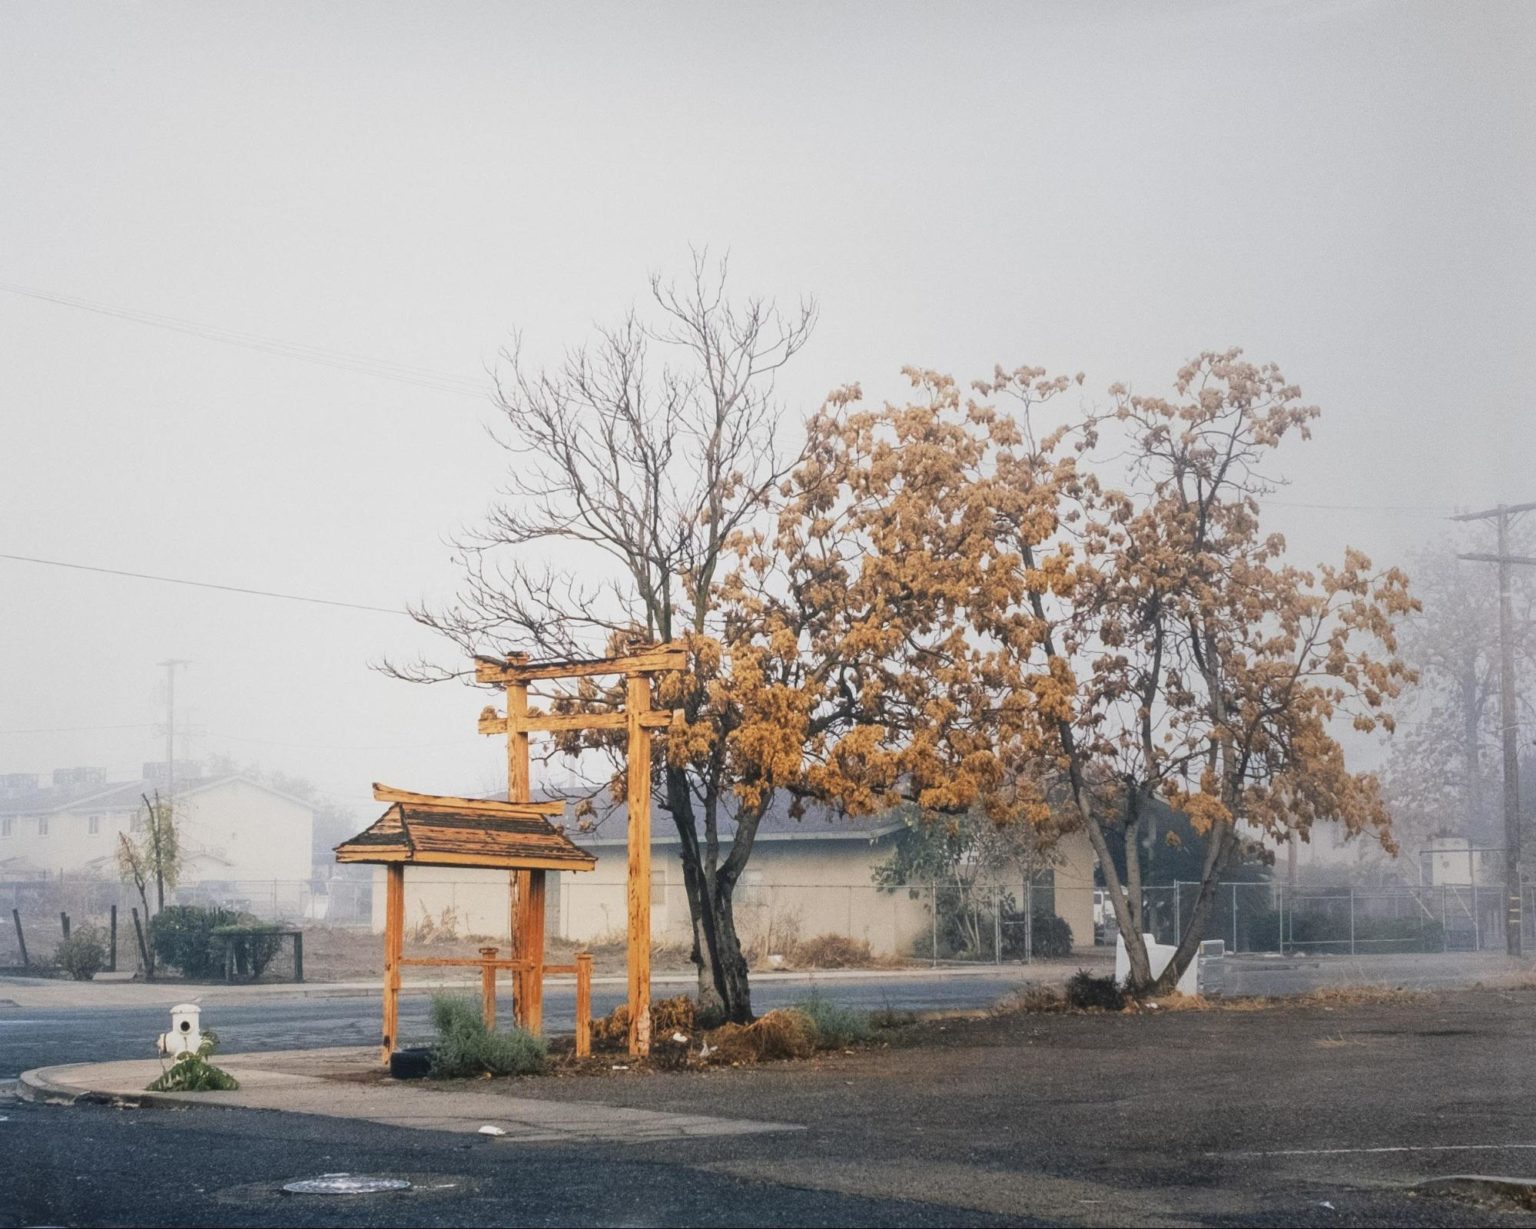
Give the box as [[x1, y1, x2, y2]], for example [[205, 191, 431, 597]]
[[0, 772, 317, 817], [566, 789, 903, 849], [334, 784, 597, 872]]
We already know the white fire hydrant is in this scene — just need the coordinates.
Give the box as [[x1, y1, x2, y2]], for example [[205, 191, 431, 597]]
[[157, 1003, 203, 1060]]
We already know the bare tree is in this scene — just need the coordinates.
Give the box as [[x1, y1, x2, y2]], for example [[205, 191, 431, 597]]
[[1383, 536, 1536, 851], [386, 252, 816, 1021]]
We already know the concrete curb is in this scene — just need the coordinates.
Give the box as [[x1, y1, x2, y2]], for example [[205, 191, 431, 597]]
[[17, 1064, 148, 1108]]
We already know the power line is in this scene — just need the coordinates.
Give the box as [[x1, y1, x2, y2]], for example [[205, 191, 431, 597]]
[[0, 280, 490, 400], [1269, 500, 1459, 513], [0, 552, 409, 615], [0, 723, 157, 735]]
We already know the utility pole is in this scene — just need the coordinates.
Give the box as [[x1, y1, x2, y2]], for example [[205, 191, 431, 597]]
[[1454, 501, 1536, 957], [157, 659, 190, 803]]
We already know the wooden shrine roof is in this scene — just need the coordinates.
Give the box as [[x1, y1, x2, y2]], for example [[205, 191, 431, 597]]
[[333, 784, 596, 872]]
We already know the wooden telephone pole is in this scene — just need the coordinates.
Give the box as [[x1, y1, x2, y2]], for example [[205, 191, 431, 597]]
[[1454, 500, 1536, 957]]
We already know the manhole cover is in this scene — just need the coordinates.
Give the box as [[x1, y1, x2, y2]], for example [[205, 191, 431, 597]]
[[281, 1174, 413, 1196]]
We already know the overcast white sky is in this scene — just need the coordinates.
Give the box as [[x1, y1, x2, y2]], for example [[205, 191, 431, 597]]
[[2, 1, 1532, 820]]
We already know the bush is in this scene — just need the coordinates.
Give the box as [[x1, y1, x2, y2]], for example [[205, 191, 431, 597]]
[[1001, 911, 1074, 960], [1065, 969, 1125, 1011], [56, 925, 108, 981], [151, 906, 242, 978], [791, 934, 877, 969], [794, 993, 874, 1048], [151, 907, 282, 979], [428, 994, 546, 1078], [210, 925, 283, 978]]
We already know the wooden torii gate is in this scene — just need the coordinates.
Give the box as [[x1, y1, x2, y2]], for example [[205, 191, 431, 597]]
[[475, 640, 686, 1056]]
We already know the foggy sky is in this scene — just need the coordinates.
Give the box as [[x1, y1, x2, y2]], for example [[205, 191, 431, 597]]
[[3, 1, 1532, 820]]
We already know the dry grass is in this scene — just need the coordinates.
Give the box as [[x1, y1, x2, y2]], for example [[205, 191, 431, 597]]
[[989, 979, 1437, 1019], [705, 1008, 819, 1063], [991, 984, 1067, 1015], [590, 995, 697, 1049]]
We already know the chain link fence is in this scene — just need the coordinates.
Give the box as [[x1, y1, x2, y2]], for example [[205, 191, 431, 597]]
[[1129, 880, 1536, 955]]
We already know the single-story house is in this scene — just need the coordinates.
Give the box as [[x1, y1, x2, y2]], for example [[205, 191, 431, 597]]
[[367, 792, 1097, 957]]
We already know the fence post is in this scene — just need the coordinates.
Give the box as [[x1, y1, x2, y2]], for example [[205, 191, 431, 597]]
[[1349, 887, 1356, 956], [1174, 882, 1182, 947], [60, 911, 70, 940], [993, 889, 1002, 964], [11, 908, 28, 968], [1231, 883, 1238, 954], [930, 882, 938, 967], [479, 946, 498, 1030], [109, 904, 118, 972], [293, 931, 304, 983], [1024, 879, 1033, 964]]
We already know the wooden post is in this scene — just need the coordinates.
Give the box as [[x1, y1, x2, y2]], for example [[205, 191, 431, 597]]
[[131, 907, 151, 978], [381, 863, 405, 1064], [505, 661, 531, 1024], [109, 904, 117, 972], [60, 911, 70, 940], [11, 908, 28, 968], [626, 671, 653, 1056], [510, 869, 529, 1027], [524, 870, 546, 1035], [479, 946, 499, 1030], [575, 950, 592, 1059], [293, 931, 303, 983]]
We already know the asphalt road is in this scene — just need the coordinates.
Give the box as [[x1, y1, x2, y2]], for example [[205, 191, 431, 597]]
[[0, 972, 1029, 1079], [0, 1089, 1021, 1229], [9, 984, 1536, 1227], [3, 951, 1523, 1080]]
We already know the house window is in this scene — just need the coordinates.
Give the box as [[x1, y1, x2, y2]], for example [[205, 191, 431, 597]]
[[38, 815, 48, 837], [88, 814, 101, 835]]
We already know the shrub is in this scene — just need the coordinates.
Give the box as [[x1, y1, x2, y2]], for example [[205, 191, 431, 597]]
[[1065, 969, 1125, 1011], [151, 907, 283, 979], [429, 994, 546, 1078], [794, 993, 874, 1048], [55, 925, 109, 981], [151, 906, 242, 978], [998, 910, 1074, 960], [210, 925, 284, 977], [792, 934, 877, 969]]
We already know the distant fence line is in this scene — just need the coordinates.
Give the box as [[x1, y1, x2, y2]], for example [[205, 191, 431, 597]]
[[5, 873, 1534, 968], [1131, 880, 1536, 955]]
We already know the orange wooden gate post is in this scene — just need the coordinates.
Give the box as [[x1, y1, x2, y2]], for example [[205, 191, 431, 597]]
[[575, 950, 593, 1058], [626, 672, 653, 1056], [381, 862, 405, 1064], [504, 659, 531, 1027]]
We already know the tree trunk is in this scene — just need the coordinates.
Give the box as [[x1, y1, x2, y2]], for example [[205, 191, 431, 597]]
[[704, 876, 753, 1023], [1149, 821, 1233, 994], [664, 766, 753, 1023]]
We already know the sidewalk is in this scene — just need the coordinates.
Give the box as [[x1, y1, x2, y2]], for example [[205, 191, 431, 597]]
[[0, 956, 1102, 1010], [18, 1045, 802, 1144]]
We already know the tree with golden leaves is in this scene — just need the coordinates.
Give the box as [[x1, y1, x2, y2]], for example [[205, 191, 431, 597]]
[[746, 351, 1415, 994]]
